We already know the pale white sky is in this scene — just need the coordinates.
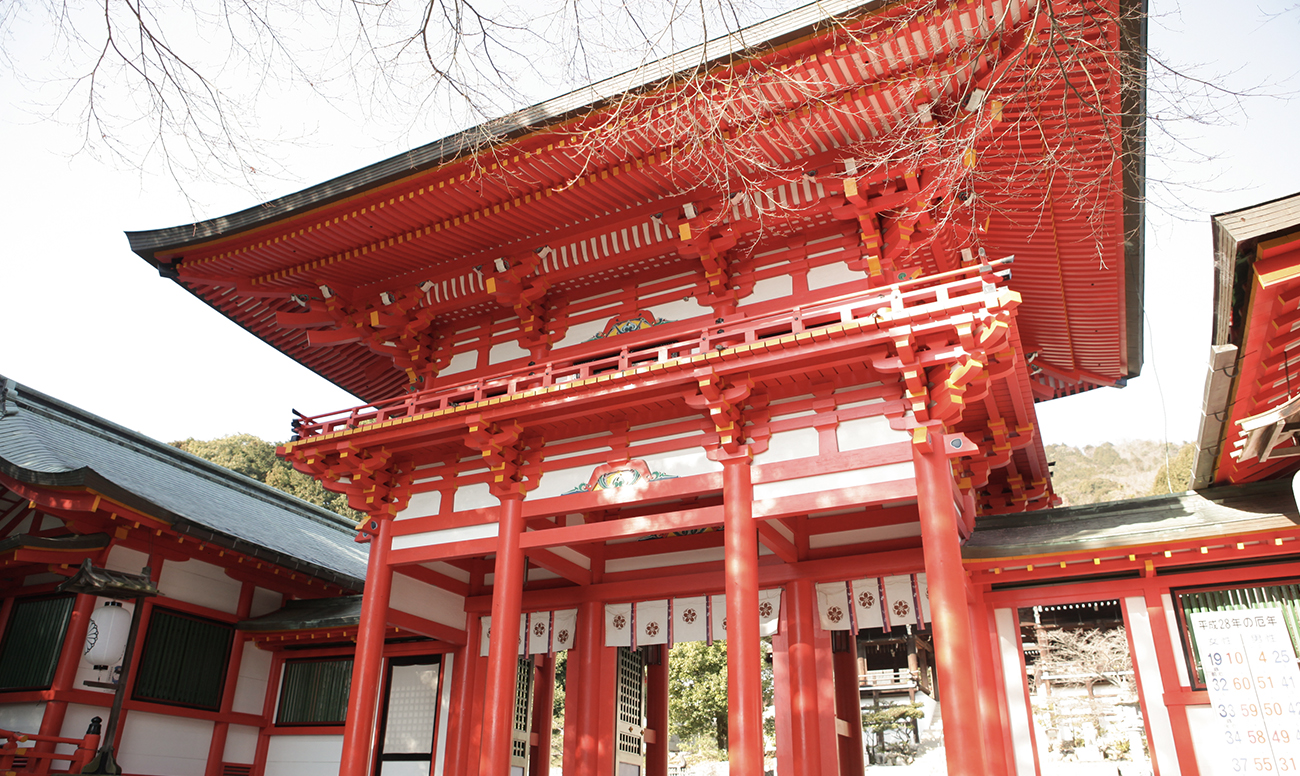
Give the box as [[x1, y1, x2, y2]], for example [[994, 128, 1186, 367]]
[[0, 0, 1297, 449]]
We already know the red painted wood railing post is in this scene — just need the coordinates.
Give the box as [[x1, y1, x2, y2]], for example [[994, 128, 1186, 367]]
[[722, 455, 763, 776], [913, 442, 988, 775], [339, 515, 395, 776], [529, 654, 556, 776], [478, 494, 526, 776]]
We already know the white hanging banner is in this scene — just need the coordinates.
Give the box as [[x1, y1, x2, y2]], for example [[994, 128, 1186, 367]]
[[758, 589, 782, 637], [816, 582, 852, 631], [883, 575, 919, 627], [479, 615, 492, 657], [851, 578, 885, 630], [637, 600, 669, 646], [673, 596, 708, 644], [518, 614, 528, 655], [915, 573, 931, 623], [552, 609, 577, 652], [527, 612, 551, 655], [476, 614, 529, 657], [710, 595, 728, 642], [605, 602, 632, 647]]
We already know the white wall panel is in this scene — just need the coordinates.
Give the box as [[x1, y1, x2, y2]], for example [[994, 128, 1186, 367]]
[[606, 547, 725, 573], [488, 340, 530, 365], [753, 461, 914, 501], [648, 297, 710, 322], [440, 350, 478, 377], [0, 702, 45, 734], [398, 490, 443, 520], [738, 275, 793, 305], [641, 447, 722, 478], [117, 711, 214, 776], [223, 724, 259, 764], [836, 416, 909, 451], [392, 523, 498, 552], [264, 735, 344, 776], [250, 588, 283, 618], [54, 704, 106, 757], [994, 608, 1037, 776], [529, 465, 594, 500], [158, 559, 242, 614], [105, 545, 149, 574], [390, 573, 467, 630], [1124, 596, 1182, 775], [452, 482, 495, 511], [807, 261, 868, 290], [231, 640, 272, 715], [753, 428, 820, 465], [1187, 704, 1233, 776], [807, 522, 920, 548]]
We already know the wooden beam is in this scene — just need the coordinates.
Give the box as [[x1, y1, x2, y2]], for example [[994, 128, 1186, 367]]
[[524, 547, 591, 586], [386, 609, 468, 645], [518, 505, 724, 549]]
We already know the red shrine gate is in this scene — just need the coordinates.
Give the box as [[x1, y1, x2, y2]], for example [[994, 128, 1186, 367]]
[[126, 0, 1145, 774]]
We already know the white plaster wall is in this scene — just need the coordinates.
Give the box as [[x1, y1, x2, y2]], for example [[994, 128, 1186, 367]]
[[807, 261, 869, 290], [994, 608, 1037, 776], [0, 702, 45, 734], [264, 734, 345, 776], [116, 711, 214, 776], [836, 416, 909, 451], [528, 464, 593, 500], [452, 482, 495, 511], [398, 490, 443, 520], [551, 318, 607, 349], [250, 588, 283, 618], [54, 703, 106, 757], [738, 275, 793, 305], [390, 573, 467, 630], [806, 522, 920, 548], [158, 558, 242, 614], [752, 461, 914, 501], [223, 724, 259, 764], [231, 640, 272, 715], [433, 655, 454, 776], [1123, 596, 1182, 775], [753, 428, 820, 465], [641, 447, 722, 478], [488, 340, 531, 365], [606, 547, 725, 574], [105, 545, 149, 574], [648, 297, 710, 322], [392, 523, 498, 552], [440, 350, 479, 377]]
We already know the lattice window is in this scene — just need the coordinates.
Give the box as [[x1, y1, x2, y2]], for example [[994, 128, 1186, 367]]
[[512, 656, 534, 762], [616, 647, 645, 757]]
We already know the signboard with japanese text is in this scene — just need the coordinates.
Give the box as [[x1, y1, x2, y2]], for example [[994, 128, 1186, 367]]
[[1190, 607, 1300, 773]]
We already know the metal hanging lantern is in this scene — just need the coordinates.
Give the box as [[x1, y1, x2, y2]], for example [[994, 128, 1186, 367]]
[[83, 601, 132, 669]]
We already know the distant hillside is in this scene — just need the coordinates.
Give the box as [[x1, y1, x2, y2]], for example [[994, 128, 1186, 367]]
[[1046, 441, 1196, 507]]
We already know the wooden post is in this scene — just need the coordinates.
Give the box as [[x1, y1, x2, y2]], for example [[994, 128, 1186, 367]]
[[478, 494, 527, 776], [833, 633, 865, 776], [786, 578, 824, 776], [339, 516, 395, 776], [722, 455, 763, 776], [913, 443, 988, 775], [205, 582, 255, 776], [529, 654, 556, 776], [645, 645, 670, 776], [33, 592, 94, 774]]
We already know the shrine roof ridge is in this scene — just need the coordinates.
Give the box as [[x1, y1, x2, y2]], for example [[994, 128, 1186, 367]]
[[0, 374, 367, 589], [125, 0, 879, 262]]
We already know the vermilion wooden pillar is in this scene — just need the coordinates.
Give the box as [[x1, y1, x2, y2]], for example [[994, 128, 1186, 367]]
[[722, 455, 763, 776], [971, 596, 1010, 775], [480, 494, 527, 776], [913, 442, 988, 775], [832, 634, 865, 776], [33, 593, 95, 773], [566, 600, 604, 776], [530, 654, 556, 776], [205, 582, 256, 776], [786, 578, 825, 776], [645, 646, 670, 776], [339, 516, 395, 776]]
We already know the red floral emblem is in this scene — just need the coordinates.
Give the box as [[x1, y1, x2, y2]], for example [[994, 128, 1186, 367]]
[[613, 614, 627, 630], [682, 608, 697, 624], [646, 622, 660, 637], [759, 601, 774, 618], [858, 591, 875, 608], [557, 629, 570, 644], [534, 622, 546, 637], [893, 601, 910, 618], [722, 617, 727, 631], [827, 606, 844, 623]]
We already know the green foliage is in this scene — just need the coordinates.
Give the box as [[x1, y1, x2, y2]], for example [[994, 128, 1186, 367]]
[[861, 702, 924, 731], [172, 434, 361, 521], [1046, 440, 1195, 506], [667, 640, 774, 751]]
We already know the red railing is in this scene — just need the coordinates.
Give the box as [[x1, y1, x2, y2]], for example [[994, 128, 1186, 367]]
[[0, 719, 102, 774], [291, 258, 1013, 440]]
